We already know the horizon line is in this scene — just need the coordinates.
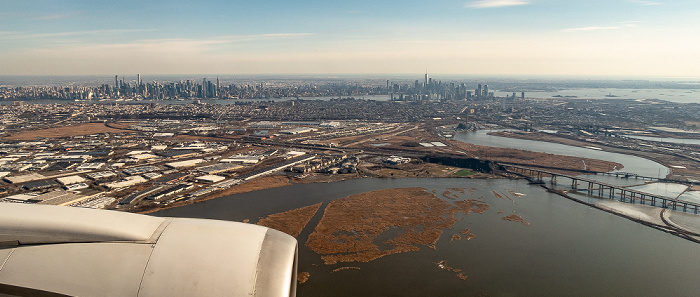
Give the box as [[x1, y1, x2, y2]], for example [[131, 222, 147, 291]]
[[2, 73, 700, 81]]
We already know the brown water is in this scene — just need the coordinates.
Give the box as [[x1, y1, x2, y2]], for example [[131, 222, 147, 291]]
[[153, 178, 700, 296]]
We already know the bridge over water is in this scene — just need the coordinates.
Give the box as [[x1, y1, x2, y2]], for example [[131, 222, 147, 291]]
[[502, 164, 700, 214], [596, 171, 699, 186]]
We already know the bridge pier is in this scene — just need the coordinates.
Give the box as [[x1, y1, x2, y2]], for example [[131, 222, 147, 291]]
[[503, 165, 700, 215]]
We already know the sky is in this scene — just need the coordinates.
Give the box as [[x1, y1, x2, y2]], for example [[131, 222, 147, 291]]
[[2, 0, 700, 78]]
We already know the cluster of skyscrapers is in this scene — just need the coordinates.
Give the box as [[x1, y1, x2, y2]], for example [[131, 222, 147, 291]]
[[2, 73, 527, 102], [112, 75, 220, 99], [387, 73, 497, 101]]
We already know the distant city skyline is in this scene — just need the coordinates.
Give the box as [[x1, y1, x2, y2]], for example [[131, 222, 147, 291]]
[[2, 0, 700, 78]]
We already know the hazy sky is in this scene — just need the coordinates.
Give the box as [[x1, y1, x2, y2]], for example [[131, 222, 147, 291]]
[[2, 0, 700, 78]]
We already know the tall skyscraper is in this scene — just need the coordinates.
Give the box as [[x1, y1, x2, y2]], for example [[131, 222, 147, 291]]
[[424, 72, 429, 86], [137, 74, 141, 86], [114, 75, 119, 96], [207, 81, 215, 99], [483, 85, 489, 98], [202, 78, 207, 98]]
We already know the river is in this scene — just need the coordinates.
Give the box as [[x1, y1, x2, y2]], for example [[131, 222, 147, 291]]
[[150, 129, 700, 296], [625, 135, 700, 146], [520, 88, 700, 104], [454, 129, 700, 231], [453, 130, 669, 177], [154, 177, 700, 296]]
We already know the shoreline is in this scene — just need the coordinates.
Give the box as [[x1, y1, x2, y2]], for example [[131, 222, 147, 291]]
[[488, 130, 700, 181], [540, 184, 700, 244], [134, 152, 623, 216]]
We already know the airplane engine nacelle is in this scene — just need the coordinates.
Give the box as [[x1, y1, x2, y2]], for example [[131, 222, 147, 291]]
[[0, 203, 298, 297]]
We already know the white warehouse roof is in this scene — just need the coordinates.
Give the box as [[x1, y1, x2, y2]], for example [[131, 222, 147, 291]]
[[196, 175, 226, 183], [166, 159, 205, 168], [56, 175, 87, 186]]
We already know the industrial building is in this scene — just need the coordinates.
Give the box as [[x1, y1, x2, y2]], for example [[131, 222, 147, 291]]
[[34, 189, 84, 205], [105, 176, 147, 189], [56, 175, 87, 186], [23, 180, 59, 191], [166, 159, 204, 169], [86, 171, 117, 180], [221, 155, 265, 164], [123, 166, 161, 176], [278, 127, 318, 135], [4, 173, 45, 184], [197, 163, 243, 175], [196, 175, 226, 183], [75, 162, 105, 171], [156, 149, 199, 159]]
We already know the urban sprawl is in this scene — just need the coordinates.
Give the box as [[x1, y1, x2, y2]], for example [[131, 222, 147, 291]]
[[1, 75, 700, 213]]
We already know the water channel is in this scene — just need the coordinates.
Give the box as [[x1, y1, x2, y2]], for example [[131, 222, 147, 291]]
[[625, 134, 700, 146], [453, 129, 700, 233], [153, 132, 700, 296], [453, 130, 669, 177]]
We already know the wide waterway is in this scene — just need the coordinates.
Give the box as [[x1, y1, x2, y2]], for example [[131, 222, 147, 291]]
[[453, 130, 669, 178], [625, 134, 700, 146], [454, 130, 700, 202], [454, 129, 700, 230], [154, 177, 700, 296], [150, 128, 700, 295]]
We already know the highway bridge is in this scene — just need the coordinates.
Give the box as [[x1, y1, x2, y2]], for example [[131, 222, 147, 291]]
[[502, 164, 700, 214], [596, 171, 699, 186]]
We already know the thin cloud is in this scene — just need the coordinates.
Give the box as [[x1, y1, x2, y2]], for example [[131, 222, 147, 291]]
[[466, 0, 530, 8], [562, 24, 636, 33], [36, 11, 83, 20], [134, 38, 228, 47], [629, 0, 662, 5], [232, 33, 314, 39], [14, 33, 316, 55], [0, 29, 155, 40], [218, 33, 315, 42], [33, 29, 155, 38]]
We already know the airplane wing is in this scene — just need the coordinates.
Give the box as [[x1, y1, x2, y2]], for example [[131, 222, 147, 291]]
[[0, 203, 298, 297]]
